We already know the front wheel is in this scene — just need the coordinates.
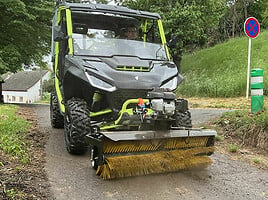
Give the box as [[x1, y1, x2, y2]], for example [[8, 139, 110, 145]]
[[64, 98, 91, 155]]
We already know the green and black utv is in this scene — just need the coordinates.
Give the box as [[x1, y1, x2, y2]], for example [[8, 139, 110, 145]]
[[50, 1, 216, 179]]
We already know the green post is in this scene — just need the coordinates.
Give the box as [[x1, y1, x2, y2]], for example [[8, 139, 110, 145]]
[[251, 68, 264, 113]]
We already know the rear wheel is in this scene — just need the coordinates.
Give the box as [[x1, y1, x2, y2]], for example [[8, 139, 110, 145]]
[[175, 111, 192, 128], [50, 90, 64, 128], [64, 98, 91, 155]]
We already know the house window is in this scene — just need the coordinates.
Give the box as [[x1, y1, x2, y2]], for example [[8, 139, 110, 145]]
[[12, 96, 15, 101], [19, 97, 23, 102]]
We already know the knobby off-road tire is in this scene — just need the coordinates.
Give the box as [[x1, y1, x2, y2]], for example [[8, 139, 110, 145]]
[[50, 90, 64, 128], [175, 111, 192, 128], [64, 98, 91, 155]]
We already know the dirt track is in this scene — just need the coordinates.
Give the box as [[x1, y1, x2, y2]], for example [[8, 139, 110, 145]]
[[34, 104, 268, 200]]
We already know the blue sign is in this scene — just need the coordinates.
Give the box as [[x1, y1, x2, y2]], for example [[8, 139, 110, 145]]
[[244, 17, 260, 39]]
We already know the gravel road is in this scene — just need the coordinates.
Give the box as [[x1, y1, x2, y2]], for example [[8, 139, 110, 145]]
[[33, 105, 268, 200]]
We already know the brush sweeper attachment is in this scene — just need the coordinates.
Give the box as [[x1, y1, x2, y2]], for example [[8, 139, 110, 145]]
[[87, 128, 216, 179], [86, 94, 216, 179]]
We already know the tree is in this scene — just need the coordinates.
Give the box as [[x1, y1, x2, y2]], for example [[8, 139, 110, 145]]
[[248, 0, 268, 30], [219, 0, 267, 41], [0, 0, 54, 74]]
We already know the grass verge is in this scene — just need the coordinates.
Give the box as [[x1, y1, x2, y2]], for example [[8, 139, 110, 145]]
[[0, 104, 51, 199], [213, 104, 268, 169], [0, 104, 31, 164], [215, 108, 267, 152]]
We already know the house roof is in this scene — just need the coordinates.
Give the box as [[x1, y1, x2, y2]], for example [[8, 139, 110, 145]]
[[3, 70, 49, 91]]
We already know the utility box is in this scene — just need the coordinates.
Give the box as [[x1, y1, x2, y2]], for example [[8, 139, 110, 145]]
[[251, 68, 264, 113]]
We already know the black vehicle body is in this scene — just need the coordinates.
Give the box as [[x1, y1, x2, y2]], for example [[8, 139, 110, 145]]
[[50, 2, 216, 179]]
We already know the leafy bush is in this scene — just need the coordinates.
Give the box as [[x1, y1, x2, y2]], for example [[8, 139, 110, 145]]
[[41, 92, 51, 103], [43, 78, 54, 93]]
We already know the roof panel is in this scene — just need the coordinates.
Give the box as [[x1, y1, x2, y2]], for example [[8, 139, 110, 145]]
[[61, 2, 161, 19]]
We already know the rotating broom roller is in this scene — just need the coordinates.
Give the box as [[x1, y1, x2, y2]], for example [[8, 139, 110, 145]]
[[96, 137, 214, 179], [97, 147, 214, 180], [251, 68, 264, 114]]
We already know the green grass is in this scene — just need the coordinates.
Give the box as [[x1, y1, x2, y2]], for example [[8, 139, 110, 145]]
[[0, 104, 31, 164], [177, 31, 268, 97], [253, 158, 261, 164], [5, 188, 16, 199], [215, 135, 224, 141], [228, 144, 238, 153]]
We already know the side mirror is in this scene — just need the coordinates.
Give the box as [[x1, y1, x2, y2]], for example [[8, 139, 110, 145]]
[[53, 26, 65, 42], [167, 34, 178, 49]]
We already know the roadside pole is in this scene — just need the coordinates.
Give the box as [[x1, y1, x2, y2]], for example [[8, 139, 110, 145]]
[[246, 38, 251, 99]]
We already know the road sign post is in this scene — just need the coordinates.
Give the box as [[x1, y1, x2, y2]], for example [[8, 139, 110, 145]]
[[246, 38, 251, 99], [244, 17, 260, 99]]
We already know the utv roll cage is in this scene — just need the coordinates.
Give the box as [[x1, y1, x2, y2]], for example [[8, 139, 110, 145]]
[[55, 1, 161, 19]]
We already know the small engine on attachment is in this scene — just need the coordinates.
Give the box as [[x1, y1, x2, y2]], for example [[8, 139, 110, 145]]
[[148, 90, 176, 117]]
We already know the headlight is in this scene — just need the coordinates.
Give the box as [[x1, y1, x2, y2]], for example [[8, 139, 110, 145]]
[[160, 77, 178, 91], [86, 73, 116, 92]]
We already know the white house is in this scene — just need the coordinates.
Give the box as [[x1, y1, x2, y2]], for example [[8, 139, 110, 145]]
[[2, 70, 50, 104]]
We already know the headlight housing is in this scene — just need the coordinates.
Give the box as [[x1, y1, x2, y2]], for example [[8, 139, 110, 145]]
[[160, 76, 178, 91], [85, 72, 116, 92]]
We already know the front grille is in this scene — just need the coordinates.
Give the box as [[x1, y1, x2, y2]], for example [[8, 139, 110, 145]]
[[116, 66, 150, 72], [108, 90, 148, 110]]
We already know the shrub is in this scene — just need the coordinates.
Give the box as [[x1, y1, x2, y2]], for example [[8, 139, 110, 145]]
[[43, 79, 54, 93]]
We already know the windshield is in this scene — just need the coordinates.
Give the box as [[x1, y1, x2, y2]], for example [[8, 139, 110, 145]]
[[73, 32, 167, 60], [71, 13, 168, 60]]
